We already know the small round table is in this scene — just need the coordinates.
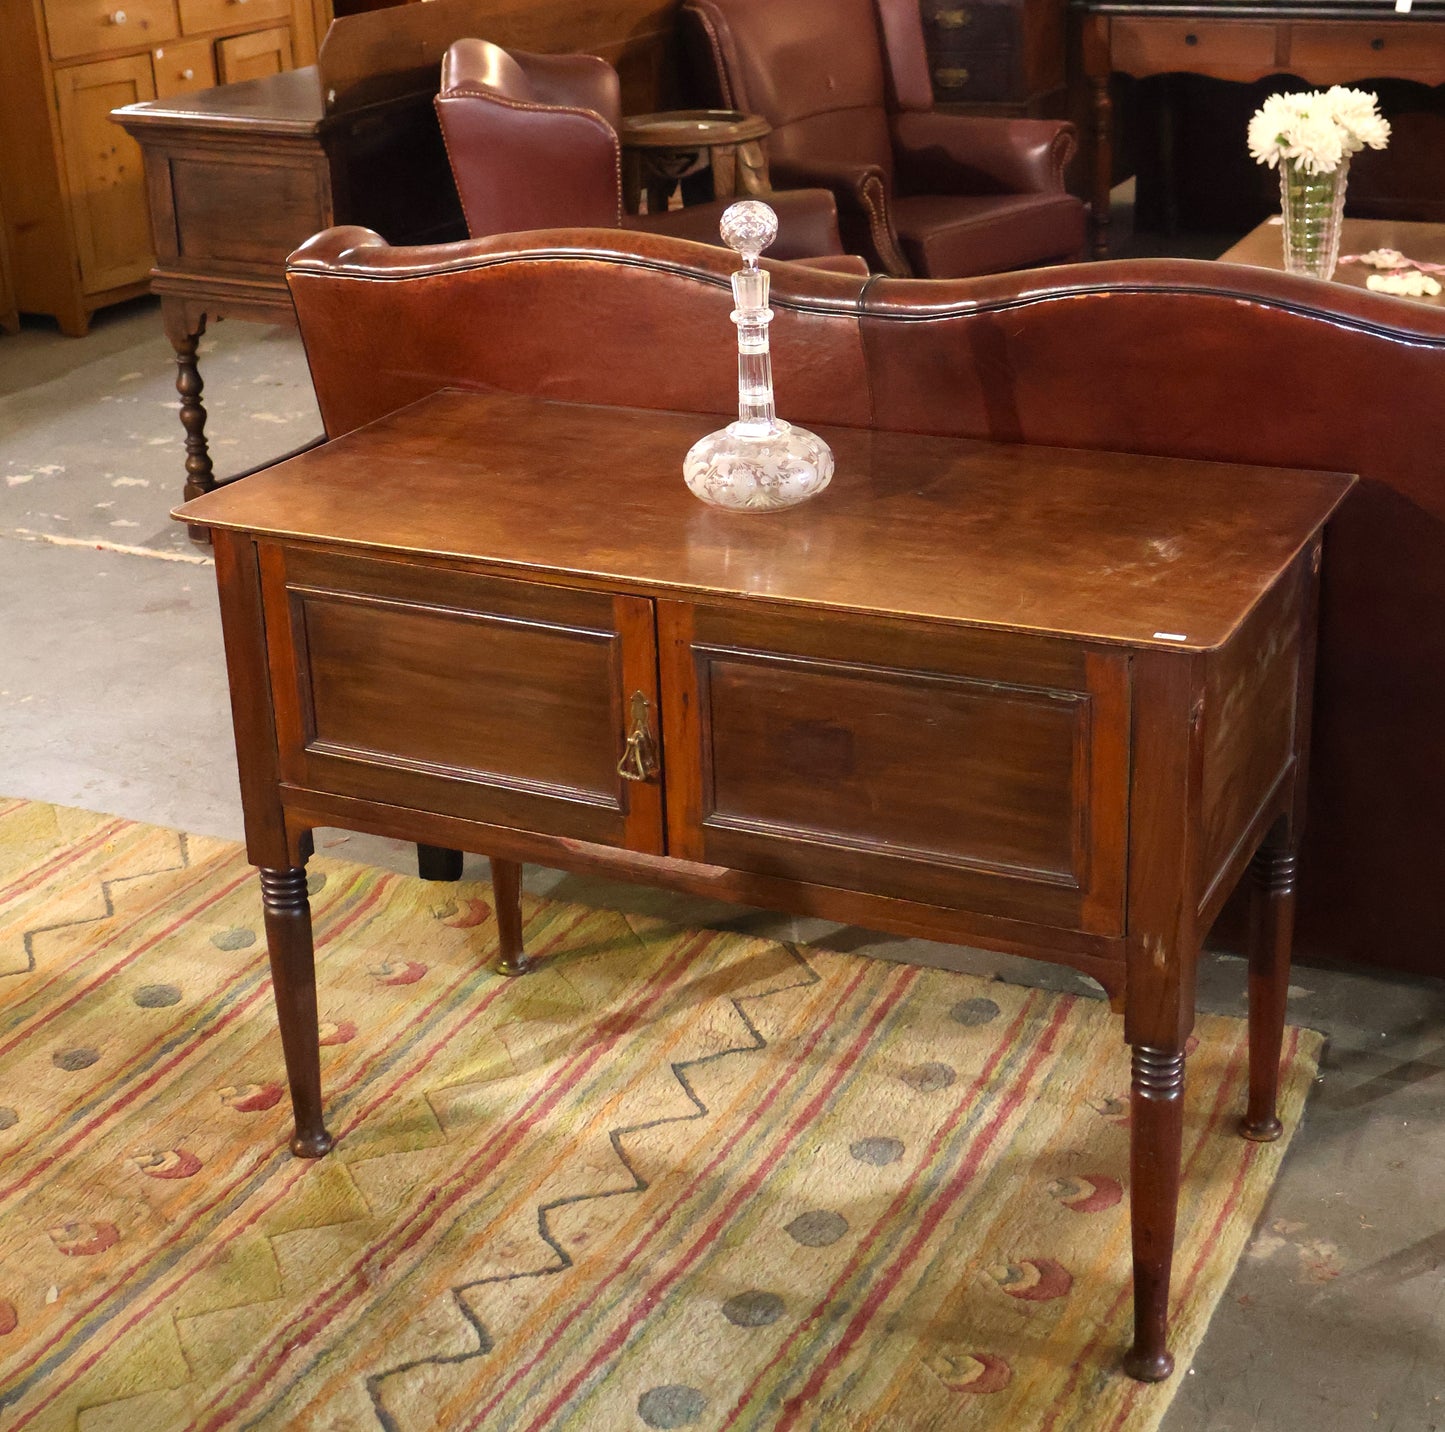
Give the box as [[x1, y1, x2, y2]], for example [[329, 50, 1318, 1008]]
[[618, 109, 772, 215]]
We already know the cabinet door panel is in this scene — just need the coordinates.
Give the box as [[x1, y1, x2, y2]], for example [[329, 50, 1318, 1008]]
[[261, 547, 663, 852], [660, 602, 1128, 933], [215, 24, 293, 83], [54, 56, 157, 294]]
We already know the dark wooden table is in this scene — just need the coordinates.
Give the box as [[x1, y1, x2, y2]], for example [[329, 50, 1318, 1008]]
[[113, 0, 683, 521], [1075, 1, 1445, 254], [618, 109, 772, 214], [112, 2, 486, 521], [177, 387, 1352, 1382]]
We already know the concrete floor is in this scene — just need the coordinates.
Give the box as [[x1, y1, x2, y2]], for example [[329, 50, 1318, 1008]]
[[2, 261, 1443, 1429]]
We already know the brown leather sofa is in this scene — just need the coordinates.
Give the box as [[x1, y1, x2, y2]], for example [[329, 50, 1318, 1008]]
[[284, 224, 1445, 983], [434, 37, 858, 267], [679, 0, 1086, 278]]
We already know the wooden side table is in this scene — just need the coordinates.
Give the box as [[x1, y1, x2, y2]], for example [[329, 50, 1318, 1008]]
[[619, 109, 772, 215], [1219, 215, 1445, 303], [177, 387, 1352, 1381], [1075, 0, 1445, 256]]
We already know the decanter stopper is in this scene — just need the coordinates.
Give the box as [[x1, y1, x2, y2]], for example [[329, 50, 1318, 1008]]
[[682, 201, 834, 511]]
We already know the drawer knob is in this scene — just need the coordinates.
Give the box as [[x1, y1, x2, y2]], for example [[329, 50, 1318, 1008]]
[[181, 66, 194, 78], [1371, 35, 1386, 49], [617, 692, 659, 782], [934, 8, 971, 28], [934, 66, 971, 88], [109, 8, 127, 22], [1185, 32, 1199, 45]]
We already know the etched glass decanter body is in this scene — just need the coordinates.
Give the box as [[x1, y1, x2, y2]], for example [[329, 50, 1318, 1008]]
[[683, 201, 834, 511]]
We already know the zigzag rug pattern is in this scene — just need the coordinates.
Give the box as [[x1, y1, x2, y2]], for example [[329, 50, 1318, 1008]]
[[0, 798, 1322, 1432]]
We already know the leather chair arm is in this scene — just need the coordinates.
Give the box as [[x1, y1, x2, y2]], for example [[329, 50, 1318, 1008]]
[[435, 90, 624, 236], [769, 156, 911, 277], [626, 187, 856, 264], [891, 113, 1077, 196]]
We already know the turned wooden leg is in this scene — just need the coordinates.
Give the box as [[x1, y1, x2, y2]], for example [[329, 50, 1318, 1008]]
[[491, 858, 528, 976], [1089, 74, 1114, 259], [162, 307, 215, 538], [1124, 1044, 1185, 1382], [260, 867, 333, 1158], [416, 844, 464, 881], [1242, 841, 1297, 1142]]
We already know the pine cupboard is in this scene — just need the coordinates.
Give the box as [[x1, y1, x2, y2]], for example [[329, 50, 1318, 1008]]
[[0, 192, 18, 334], [0, 0, 327, 334]]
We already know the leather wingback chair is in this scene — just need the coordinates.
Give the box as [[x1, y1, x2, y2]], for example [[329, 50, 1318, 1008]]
[[435, 37, 858, 266], [680, 0, 1087, 277]]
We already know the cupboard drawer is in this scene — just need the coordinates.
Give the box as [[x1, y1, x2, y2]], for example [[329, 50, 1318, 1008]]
[[261, 547, 664, 853], [925, 0, 1019, 51], [932, 48, 1021, 102], [45, 0, 178, 62], [151, 37, 216, 97], [1286, 21, 1445, 84], [1111, 18, 1278, 80], [215, 24, 293, 82], [178, 0, 287, 35], [660, 603, 1129, 934]]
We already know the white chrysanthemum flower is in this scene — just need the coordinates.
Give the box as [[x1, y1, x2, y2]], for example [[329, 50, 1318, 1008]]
[[1249, 87, 1389, 173], [1248, 108, 1288, 167], [1287, 112, 1346, 174], [1325, 87, 1392, 153]]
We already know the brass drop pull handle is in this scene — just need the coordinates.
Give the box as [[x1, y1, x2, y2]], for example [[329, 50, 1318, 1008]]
[[617, 692, 660, 782]]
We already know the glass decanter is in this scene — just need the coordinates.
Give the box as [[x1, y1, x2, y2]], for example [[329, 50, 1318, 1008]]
[[683, 201, 834, 511]]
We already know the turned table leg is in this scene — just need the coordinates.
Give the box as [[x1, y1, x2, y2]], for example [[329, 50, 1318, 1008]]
[[162, 305, 216, 540], [1089, 74, 1114, 259], [260, 866, 333, 1158], [416, 844, 464, 881], [491, 858, 528, 976], [1242, 836, 1297, 1142], [1124, 1043, 1185, 1382]]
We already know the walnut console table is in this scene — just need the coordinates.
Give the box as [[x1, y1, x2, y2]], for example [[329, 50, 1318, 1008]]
[[177, 388, 1352, 1381], [1075, 1, 1445, 254]]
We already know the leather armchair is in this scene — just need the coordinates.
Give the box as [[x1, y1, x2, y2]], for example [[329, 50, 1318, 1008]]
[[680, 0, 1087, 277], [434, 37, 860, 267]]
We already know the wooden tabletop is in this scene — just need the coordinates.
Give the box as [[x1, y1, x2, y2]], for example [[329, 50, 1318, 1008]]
[[619, 111, 771, 149], [114, 67, 325, 133], [1218, 217, 1445, 304], [177, 389, 1353, 652]]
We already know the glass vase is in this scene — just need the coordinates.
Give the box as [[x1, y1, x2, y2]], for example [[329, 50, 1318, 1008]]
[[1279, 156, 1349, 280]]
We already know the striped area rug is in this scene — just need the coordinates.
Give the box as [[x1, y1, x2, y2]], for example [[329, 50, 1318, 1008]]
[[0, 798, 1320, 1432]]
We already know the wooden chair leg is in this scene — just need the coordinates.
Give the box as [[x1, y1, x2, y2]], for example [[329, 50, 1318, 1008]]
[[1241, 840, 1297, 1142], [491, 858, 528, 976], [1123, 1043, 1185, 1382], [416, 843, 464, 881], [260, 866, 333, 1158]]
